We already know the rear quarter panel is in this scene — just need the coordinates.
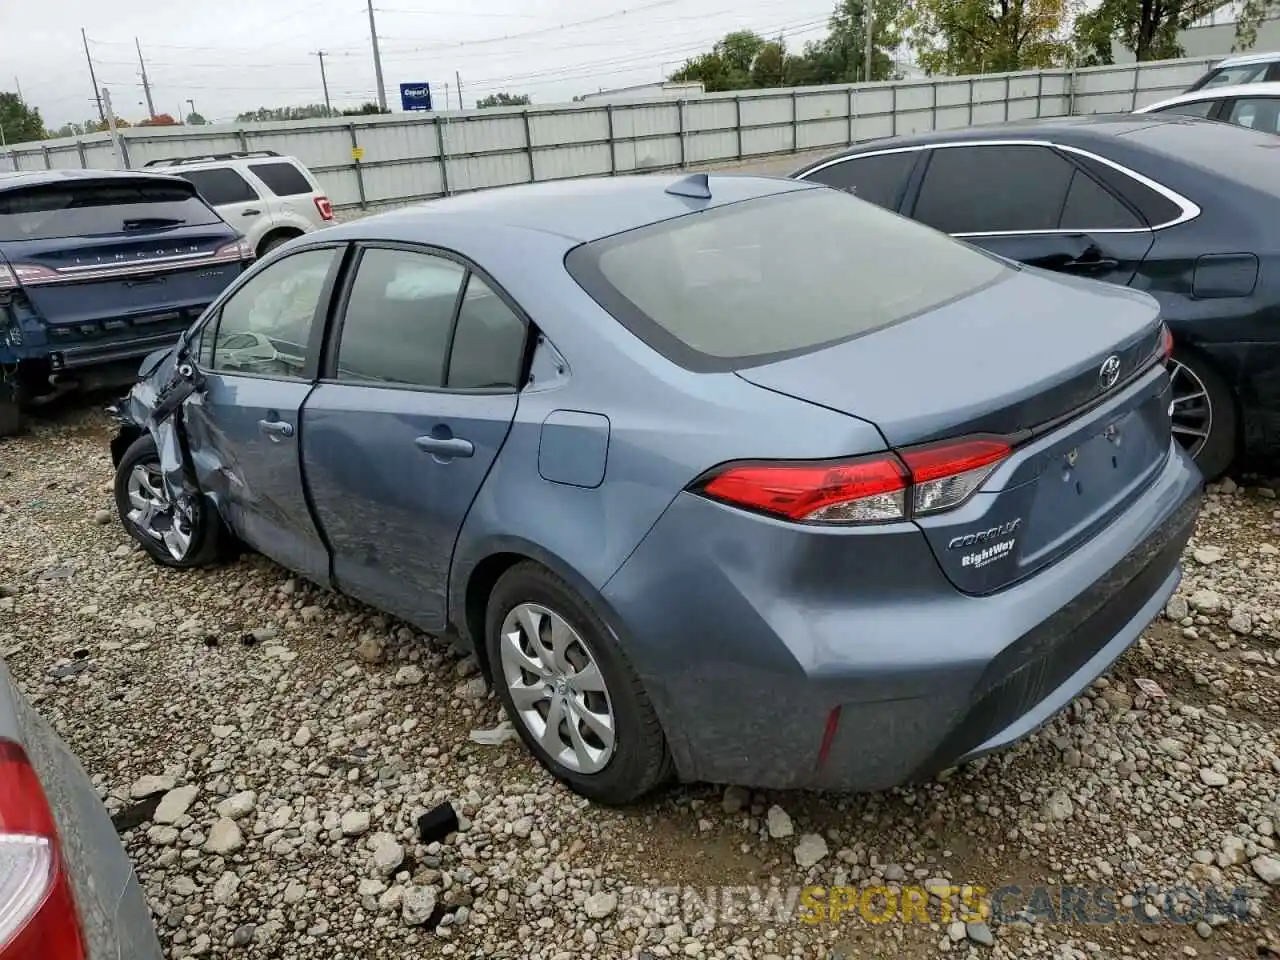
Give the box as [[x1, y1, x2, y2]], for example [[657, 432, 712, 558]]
[[447, 235, 891, 632], [0, 663, 162, 960]]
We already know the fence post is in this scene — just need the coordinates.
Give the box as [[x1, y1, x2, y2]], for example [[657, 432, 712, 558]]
[[890, 86, 897, 137], [1036, 72, 1043, 118], [76, 141, 87, 168], [968, 78, 975, 125], [677, 100, 686, 167], [347, 123, 367, 210], [40, 145, 51, 170], [1131, 65, 1141, 110], [1004, 75, 1011, 121], [606, 104, 617, 175], [1069, 68, 1078, 115], [118, 137, 132, 169], [237, 129, 249, 152], [522, 109, 535, 182], [930, 81, 937, 132], [791, 90, 799, 151], [735, 96, 744, 159], [434, 116, 451, 197]]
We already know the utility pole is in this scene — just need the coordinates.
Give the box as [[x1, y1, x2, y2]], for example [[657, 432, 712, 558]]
[[863, 1, 874, 83], [136, 38, 156, 119], [313, 51, 333, 116], [82, 28, 106, 124], [13, 77, 22, 102], [456, 71, 463, 110], [366, 0, 387, 111], [102, 87, 124, 168]]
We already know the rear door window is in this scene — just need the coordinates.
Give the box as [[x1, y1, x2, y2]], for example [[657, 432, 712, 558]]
[[913, 144, 1075, 234], [803, 151, 918, 210], [178, 167, 259, 205], [0, 179, 222, 241], [565, 188, 1010, 370], [1192, 62, 1271, 89], [1154, 99, 1217, 118], [248, 162, 315, 197], [1059, 169, 1144, 230]]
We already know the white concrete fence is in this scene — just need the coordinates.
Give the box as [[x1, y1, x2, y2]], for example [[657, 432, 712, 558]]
[[2, 55, 1219, 213]]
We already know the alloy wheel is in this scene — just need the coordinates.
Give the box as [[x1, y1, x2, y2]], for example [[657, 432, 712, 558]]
[[126, 463, 195, 561], [498, 602, 616, 774], [1167, 358, 1213, 461]]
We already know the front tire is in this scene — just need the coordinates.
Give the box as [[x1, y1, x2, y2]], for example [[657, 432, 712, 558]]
[[485, 562, 671, 805], [113, 434, 226, 568], [1168, 347, 1236, 481]]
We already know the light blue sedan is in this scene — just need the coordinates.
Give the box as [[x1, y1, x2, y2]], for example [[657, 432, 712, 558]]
[[109, 173, 1201, 804]]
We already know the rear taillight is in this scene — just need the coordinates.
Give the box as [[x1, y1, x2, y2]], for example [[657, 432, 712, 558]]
[[0, 263, 61, 290], [0, 741, 86, 959], [695, 435, 1012, 525], [214, 238, 255, 262], [1159, 323, 1174, 362], [314, 196, 334, 221]]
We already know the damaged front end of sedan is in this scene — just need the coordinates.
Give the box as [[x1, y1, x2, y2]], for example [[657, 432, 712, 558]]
[[106, 334, 209, 547]]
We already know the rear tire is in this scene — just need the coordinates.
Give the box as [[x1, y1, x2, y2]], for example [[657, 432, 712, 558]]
[[1168, 347, 1236, 481], [485, 561, 671, 805], [0, 380, 18, 438], [257, 231, 300, 258], [113, 434, 228, 569]]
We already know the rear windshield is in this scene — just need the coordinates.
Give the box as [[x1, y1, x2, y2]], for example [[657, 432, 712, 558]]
[[565, 187, 1011, 370], [0, 180, 222, 241]]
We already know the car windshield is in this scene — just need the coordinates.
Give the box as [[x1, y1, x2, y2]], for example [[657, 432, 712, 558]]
[[566, 187, 1012, 370]]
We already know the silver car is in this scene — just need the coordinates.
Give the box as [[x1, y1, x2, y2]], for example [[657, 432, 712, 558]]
[[0, 660, 162, 957]]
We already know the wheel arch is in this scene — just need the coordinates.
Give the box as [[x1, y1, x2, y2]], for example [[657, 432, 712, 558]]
[[255, 227, 305, 258]]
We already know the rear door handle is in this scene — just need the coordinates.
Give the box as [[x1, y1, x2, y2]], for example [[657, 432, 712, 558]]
[[1061, 255, 1120, 272], [242, 209, 262, 216], [415, 435, 474, 458], [258, 418, 294, 440]]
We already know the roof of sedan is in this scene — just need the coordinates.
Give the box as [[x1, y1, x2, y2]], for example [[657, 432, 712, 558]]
[[0, 168, 190, 193], [791, 113, 1260, 169], [324, 173, 816, 244]]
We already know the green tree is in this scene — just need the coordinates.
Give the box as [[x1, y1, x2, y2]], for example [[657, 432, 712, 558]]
[[340, 102, 391, 116], [671, 31, 769, 91], [906, 0, 1073, 75], [476, 92, 532, 108], [751, 41, 787, 87], [237, 104, 332, 122], [791, 0, 908, 84], [0, 92, 45, 144], [1073, 0, 1278, 65], [186, 112, 207, 125]]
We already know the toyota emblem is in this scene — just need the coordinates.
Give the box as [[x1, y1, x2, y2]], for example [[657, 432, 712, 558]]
[[1099, 355, 1121, 390]]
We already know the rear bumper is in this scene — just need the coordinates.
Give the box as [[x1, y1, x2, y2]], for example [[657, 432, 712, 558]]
[[600, 440, 1202, 791], [46, 330, 184, 371]]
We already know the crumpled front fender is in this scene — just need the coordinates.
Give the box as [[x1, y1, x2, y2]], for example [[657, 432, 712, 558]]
[[109, 344, 201, 508]]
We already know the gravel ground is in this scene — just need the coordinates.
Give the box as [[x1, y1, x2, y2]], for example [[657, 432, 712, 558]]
[[5, 405, 1280, 960]]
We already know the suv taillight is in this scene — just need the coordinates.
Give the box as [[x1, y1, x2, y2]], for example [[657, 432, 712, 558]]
[[0, 263, 61, 290], [314, 196, 334, 221], [0, 741, 87, 959], [214, 238, 255, 262], [694, 435, 1012, 524]]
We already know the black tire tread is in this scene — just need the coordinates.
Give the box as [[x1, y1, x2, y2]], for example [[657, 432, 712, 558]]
[[485, 560, 672, 805]]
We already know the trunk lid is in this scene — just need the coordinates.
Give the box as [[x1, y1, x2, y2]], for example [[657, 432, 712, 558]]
[[0, 174, 244, 351], [736, 266, 1174, 593]]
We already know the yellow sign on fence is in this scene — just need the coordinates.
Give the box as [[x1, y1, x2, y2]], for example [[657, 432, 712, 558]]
[[351, 146, 365, 162]]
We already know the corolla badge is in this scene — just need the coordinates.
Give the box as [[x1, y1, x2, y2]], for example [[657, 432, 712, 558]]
[[1099, 354, 1122, 391]]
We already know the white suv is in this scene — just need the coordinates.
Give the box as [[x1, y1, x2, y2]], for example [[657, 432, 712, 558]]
[[143, 151, 335, 257]]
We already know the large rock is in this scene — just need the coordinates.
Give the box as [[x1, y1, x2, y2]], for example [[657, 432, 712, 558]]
[[766, 805, 794, 839], [341, 810, 371, 837], [401, 884, 438, 926], [794, 833, 829, 868], [153, 785, 199, 825], [584, 891, 618, 919], [1189, 589, 1223, 614], [129, 775, 175, 799], [204, 818, 245, 854], [1252, 855, 1280, 886], [370, 833, 405, 877], [215, 791, 257, 820]]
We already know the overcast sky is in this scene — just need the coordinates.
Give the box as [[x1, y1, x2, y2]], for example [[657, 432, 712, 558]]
[[2, 0, 838, 127]]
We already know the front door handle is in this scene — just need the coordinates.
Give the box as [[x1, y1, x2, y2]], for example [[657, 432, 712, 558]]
[[415, 435, 474, 459], [258, 418, 294, 440], [242, 209, 262, 216]]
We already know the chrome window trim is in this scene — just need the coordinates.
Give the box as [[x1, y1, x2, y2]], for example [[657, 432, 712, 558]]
[[795, 138, 1202, 235], [19, 250, 247, 285]]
